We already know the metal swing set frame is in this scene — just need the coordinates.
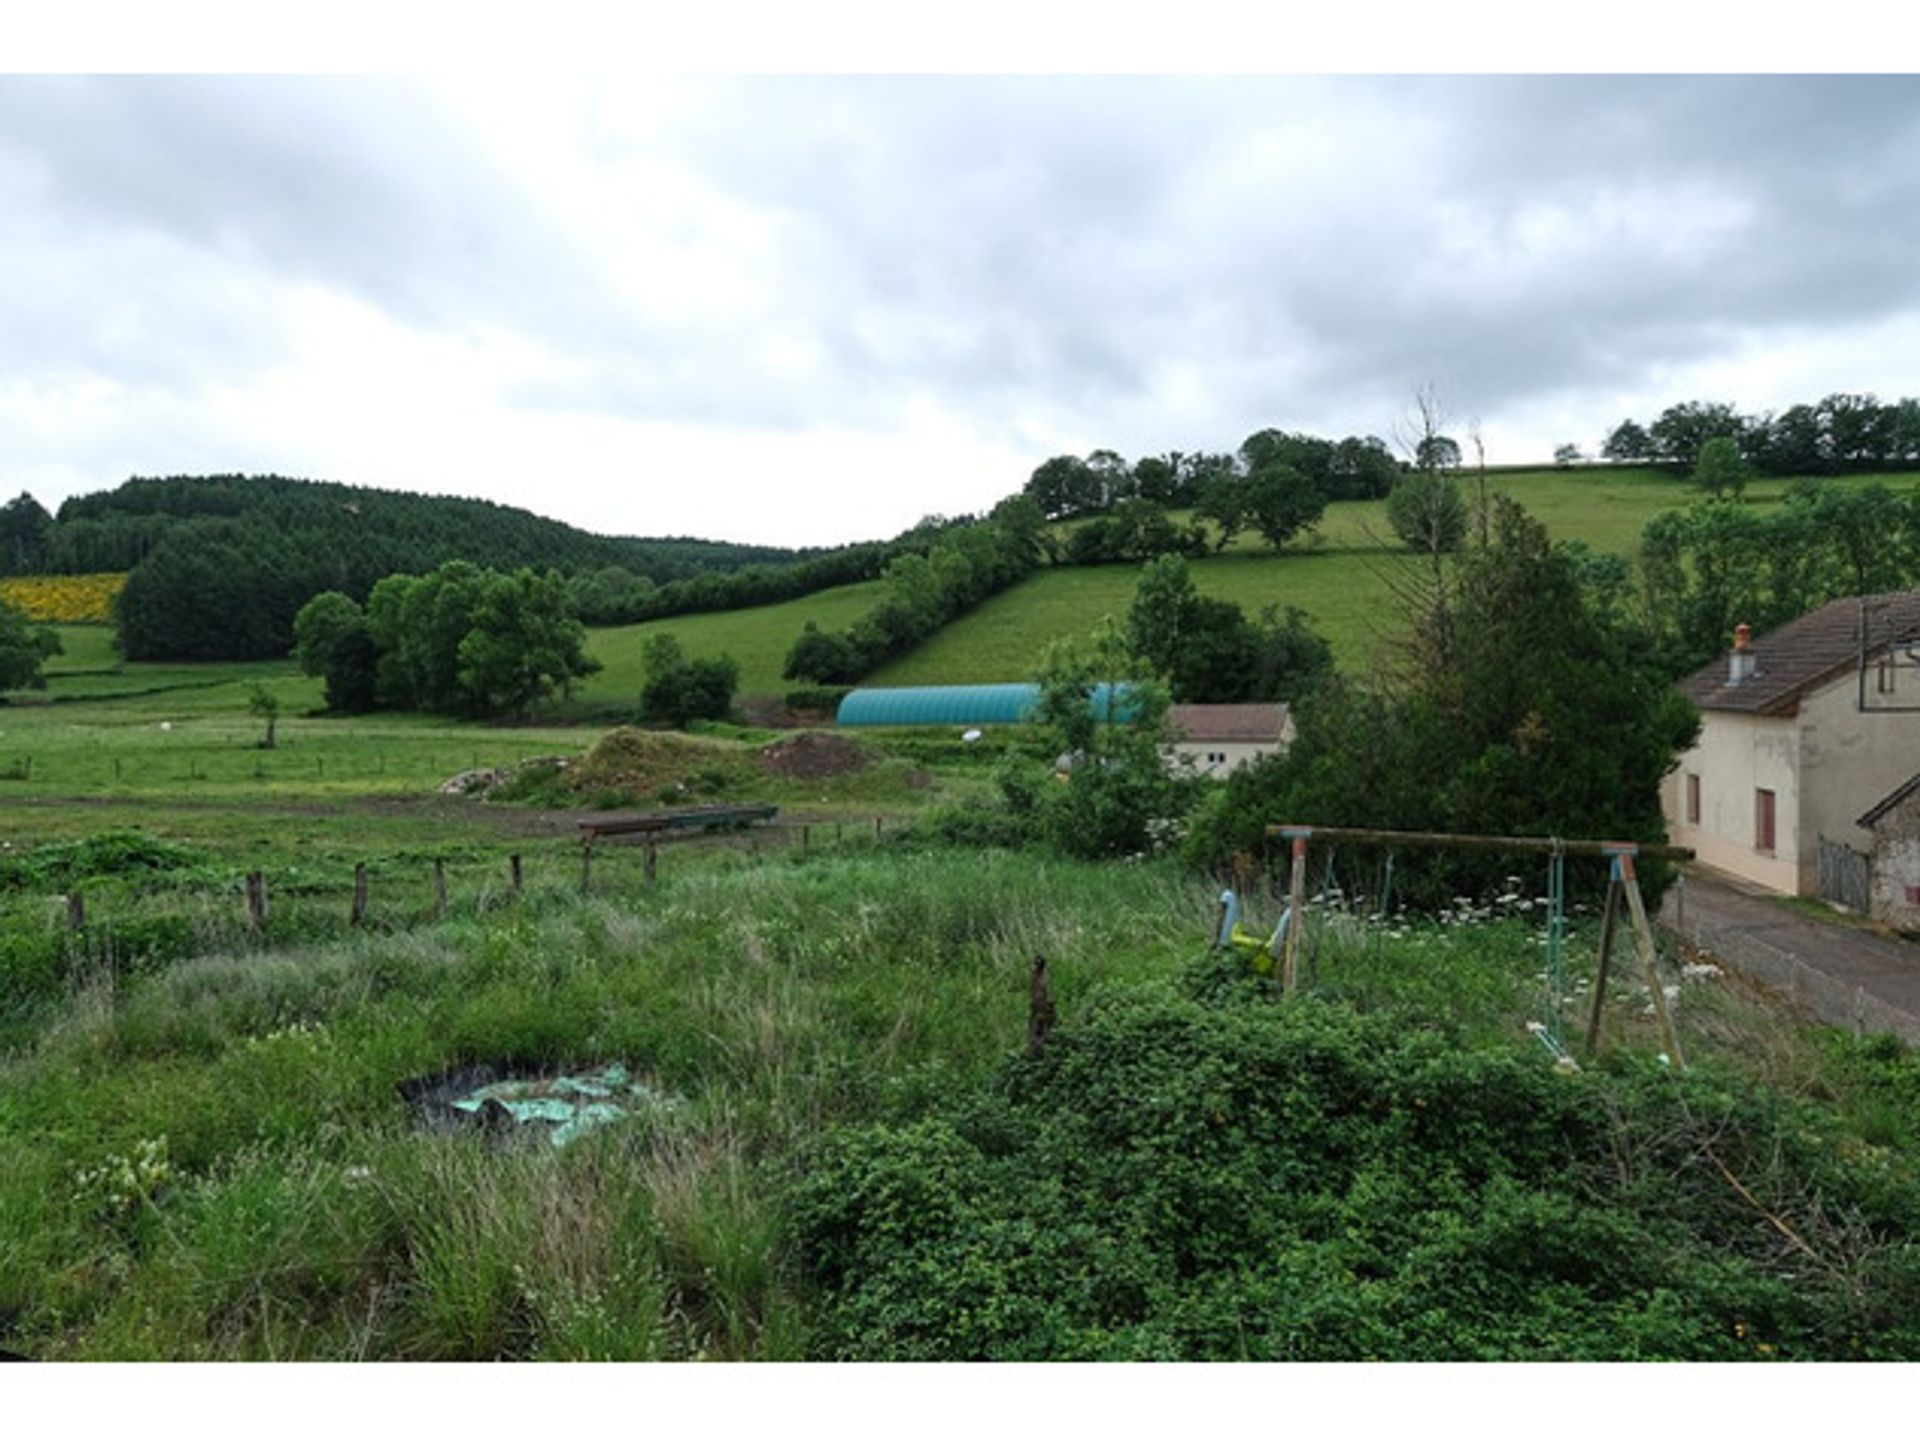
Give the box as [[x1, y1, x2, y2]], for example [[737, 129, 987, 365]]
[[1227, 824, 1697, 1070]]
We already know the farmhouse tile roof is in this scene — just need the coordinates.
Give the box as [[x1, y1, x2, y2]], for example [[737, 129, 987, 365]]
[[1166, 703, 1289, 744], [1678, 592, 1920, 716]]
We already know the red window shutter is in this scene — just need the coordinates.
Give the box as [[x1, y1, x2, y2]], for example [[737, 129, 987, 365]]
[[1686, 774, 1700, 825], [1755, 788, 1776, 853]]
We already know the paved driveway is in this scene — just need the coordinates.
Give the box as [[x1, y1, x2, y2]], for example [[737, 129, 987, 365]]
[[1663, 869, 1920, 1043]]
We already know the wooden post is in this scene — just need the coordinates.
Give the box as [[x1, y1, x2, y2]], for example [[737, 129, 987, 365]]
[[873, 816, 883, 839], [580, 835, 596, 895], [1279, 831, 1309, 996], [1027, 955, 1057, 1057], [113, 756, 121, 781], [317, 756, 325, 779], [1585, 868, 1622, 1055], [66, 892, 86, 933], [644, 842, 658, 884], [509, 854, 523, 895], [801, 824, 810, 851], [245, 870, 268, 932], [1618, 853, 1686, 1070], [835, 823, 843, 845], [432, 859, 448, 920], [350, 863, 369, 927]]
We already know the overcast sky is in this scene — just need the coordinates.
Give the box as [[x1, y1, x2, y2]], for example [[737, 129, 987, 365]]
[[5, 70, 1920, 546]]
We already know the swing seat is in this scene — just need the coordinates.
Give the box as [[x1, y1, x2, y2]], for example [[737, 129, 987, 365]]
[[1226, 925, 1275, 975]]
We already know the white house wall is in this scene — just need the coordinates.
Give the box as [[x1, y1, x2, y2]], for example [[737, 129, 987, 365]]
[[1166, 740, 1278, 777], [1663, 709, 1802, 893], [1796, 673, 1920, 882]]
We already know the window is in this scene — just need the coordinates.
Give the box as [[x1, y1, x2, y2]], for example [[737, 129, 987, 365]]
[[1686, 773, 1700, 826], [1755, 787, 1776, 854], [1207, 751, 1227, 765]]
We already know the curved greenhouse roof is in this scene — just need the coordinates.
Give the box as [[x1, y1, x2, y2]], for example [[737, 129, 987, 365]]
[[835, 683, 1140, 727]]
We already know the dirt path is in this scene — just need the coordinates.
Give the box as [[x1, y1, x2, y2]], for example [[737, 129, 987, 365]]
[[1663, 870, 1920, 1043]]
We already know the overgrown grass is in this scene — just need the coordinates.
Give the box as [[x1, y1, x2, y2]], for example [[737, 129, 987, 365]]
[[2, 843, 1917, 1360]]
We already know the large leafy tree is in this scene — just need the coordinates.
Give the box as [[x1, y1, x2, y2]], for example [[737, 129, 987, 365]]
[[1187, 498, 1699, 904], [0, 597, 62, 690], [1690, 436, 1752, 499], [0, 492, 53, 574], [458, 568, 601, 719], [640, 633, 739, 728], [996, 627, 1194, 861], [1124, 555, 1331, 704]]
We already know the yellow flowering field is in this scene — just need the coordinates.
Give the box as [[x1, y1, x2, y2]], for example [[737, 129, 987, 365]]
[[0, 572, 126, 623]]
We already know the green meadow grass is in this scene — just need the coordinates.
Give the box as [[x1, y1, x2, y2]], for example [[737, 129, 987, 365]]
[[2, 841, 1911, 1359], [578, 580, 890, 705]]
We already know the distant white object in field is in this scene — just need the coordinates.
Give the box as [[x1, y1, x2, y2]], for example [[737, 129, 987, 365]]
[[159, 722, 172, 732], [961, 729, 983, 743]]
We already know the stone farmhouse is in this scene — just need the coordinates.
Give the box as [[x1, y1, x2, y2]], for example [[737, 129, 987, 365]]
[[1664, 593, 1920, 897]]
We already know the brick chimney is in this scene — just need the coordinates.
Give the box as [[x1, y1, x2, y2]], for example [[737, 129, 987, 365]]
[[1728, 622, 1756, 685]]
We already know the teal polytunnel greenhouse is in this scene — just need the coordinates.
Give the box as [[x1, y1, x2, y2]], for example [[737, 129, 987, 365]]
[[834, 683, 1141, 727]]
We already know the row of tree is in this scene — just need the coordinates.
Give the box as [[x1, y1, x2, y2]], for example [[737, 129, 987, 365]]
[[292, 561, 599, 720], [1624, 481, 1920, 677], [782, 511, 1045, 686], [1599, 393, 1920, 475], [1023, 430, 1401, 523]]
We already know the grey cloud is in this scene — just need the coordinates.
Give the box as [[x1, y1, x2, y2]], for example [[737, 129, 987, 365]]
[[9, 74, 1920, 523]]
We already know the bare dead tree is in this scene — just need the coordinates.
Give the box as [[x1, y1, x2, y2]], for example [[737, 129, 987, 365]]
[[1467, 418, 1491, 550], [1390, 384, 1459, 678]]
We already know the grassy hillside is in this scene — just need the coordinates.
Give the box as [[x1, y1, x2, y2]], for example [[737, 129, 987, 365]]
[[579, 579, 889, 703], [880, 467, 1920, 681]]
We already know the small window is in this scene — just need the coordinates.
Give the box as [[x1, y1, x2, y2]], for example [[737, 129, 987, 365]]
[[1755, 787, 1776, 854], [1207, 751, 1227, 765], [1686, 773, 1700, 826]]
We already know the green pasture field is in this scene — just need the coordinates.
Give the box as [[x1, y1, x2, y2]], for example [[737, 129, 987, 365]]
[[577, 579, 889, 706]]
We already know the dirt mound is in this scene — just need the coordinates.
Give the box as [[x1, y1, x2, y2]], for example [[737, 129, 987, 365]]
[[570, 727, 745, 797], [756, 731, 878, 780]]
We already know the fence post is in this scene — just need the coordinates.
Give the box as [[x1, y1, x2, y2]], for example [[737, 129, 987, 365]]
[[432, 859, 448, 920], [801, 824, 810, 851], [644, 842, 658, 884], [580, 836, 595, 895], [509, 854, 523, 896], [351, 863, 369, 927], [66, 892, 86, 933], [873, 816, 883, 840], [245, 871, 268, 933]]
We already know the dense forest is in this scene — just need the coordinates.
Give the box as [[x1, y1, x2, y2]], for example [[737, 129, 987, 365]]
[[0, 476, 810, 660]]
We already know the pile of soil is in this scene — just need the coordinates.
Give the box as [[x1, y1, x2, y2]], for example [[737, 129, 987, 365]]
[[756, 731, 878, 780], [568, 727, 743, 795]]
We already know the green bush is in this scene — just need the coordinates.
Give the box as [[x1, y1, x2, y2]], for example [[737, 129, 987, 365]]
[[783, 982, 1920, 1360]]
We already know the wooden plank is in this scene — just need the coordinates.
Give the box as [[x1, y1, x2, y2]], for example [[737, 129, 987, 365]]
[[1262, 824, 1693, 862], [1619, 855, 1686, 1070], [1280, 835, 1308, 996]]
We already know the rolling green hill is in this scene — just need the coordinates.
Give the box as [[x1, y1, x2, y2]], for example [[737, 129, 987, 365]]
[[578, 579, 891, 703], [876, 466, 1919, 682]]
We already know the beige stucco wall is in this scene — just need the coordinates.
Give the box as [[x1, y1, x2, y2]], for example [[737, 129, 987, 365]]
[[1166, 740, 1279, 778], [1663, 708, 1802, 893], [1797, 673, 1920, 886], [1664, 668, 1920, 896]]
